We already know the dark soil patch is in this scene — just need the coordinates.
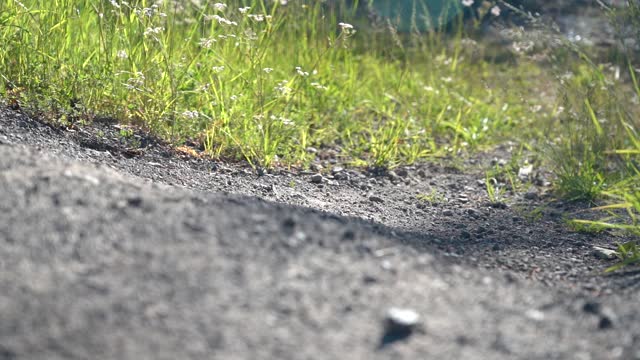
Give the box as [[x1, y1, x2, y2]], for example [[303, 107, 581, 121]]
[[1, 107, 639, 359]]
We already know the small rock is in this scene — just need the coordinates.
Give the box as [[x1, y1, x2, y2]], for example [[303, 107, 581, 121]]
[[592, 246, 617, 260], [396, 168, 408, 177], [582, 301, 602, 315], [362, 274, 378, 284], [310, 174, 323, 183], [599, 308, 618, 329], [127, 196, 143, 207], [518, 164, 534, 180], [442, 209, 454, 216], [334, 172, 349, 180], [331, 166, 344, 175], [465, 208, 480, 219], [524, 190, 538, 200], [385, 307, 420, 333], [369, 195, 384, 203], [489, 202, 508, 209], [306, 147, 318, 153], [524, 309, 545, 321]]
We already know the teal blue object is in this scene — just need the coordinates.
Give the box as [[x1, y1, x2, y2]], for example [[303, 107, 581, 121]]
[[368, 0, 464, 32]]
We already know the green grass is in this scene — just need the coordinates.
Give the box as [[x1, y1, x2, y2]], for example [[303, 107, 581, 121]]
[[0, 0, 542, 169], [546, 1, 640, 271]]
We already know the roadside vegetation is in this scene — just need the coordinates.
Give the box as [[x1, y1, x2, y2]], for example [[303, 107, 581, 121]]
[[0, 0, 638, 269]]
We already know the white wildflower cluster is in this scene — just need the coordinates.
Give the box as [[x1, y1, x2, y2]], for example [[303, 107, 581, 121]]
[[122, 71, 146, 91], [217, 34, 237, 40], [143, 26, 164, 36], [182, 110, 200, 119], [135, 4, 166, 18], [213, 3, 227, 11], [116, 50, 128, 60], [109, 0, 121, 9], [248, 14, 272, 22], [338, 22, 355, 35], [295, 66, 309, 77], [263, 68, 274, 74], [274, 80, 292, 96], [206, 14, 238, 26], [423, 85, 440, 94], [238, 6, 251, 14], [198, 37, 216, 49], [212, 65, 225, 73], [310, 82, 328, 91], [461, 0, 473, 6], [270, 114, 293, 126]]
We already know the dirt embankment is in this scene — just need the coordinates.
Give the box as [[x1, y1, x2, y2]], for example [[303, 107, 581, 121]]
[[1, 107, 640, 359]]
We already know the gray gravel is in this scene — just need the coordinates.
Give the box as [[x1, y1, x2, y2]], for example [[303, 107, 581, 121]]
[[1, 108, 640, 359]]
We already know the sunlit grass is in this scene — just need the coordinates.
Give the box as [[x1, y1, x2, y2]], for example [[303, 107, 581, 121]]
[[0, 0, 544, 168], [548, 1, 640, 271]]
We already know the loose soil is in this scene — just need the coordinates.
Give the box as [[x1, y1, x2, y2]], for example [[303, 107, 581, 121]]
[[2, 106, 640, 360]]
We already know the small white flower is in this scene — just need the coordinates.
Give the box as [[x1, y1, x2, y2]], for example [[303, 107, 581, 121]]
[[338, 22, 353, 30], [143, 27, 164, 36], [263, 67, 274, 73], [206, 14, 237, 26], [109, 0, 120, 9], [116, 50, 128, 59], [198, 37, 216, 49], [182, 110, 199, 119], [310, 82, 328, 91], [461, 0, 474, 7], [248, 14, 265, 22], [212, 65, 225, 73], [280, 0, 288, 5], [490, 5, 501, 16], [213, 3, 227, 11], [238, 6, 251, 14], [295, 66, 309, 77]]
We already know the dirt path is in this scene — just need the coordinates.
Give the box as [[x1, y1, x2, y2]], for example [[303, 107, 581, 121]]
[[1, 108, 639, 359]]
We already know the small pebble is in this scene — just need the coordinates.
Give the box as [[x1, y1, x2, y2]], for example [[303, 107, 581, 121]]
[[518, 164, 534, 180], [592, 246, 617, 260], [599, 308, 618, 329], [525, 309, 545, 321], [310, 174, 323, 183], [369, 195, 384, 203], [385, 307, 420, 332]]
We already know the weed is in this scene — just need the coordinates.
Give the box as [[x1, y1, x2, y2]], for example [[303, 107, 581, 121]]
[[484, 172, 505, 204], [416, 188, 446, 205]]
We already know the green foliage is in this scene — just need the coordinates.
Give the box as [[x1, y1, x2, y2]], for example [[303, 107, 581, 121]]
[[548, 1, 640, 271], [416, 188, 445, 205], [0, 0, 537, 168]]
